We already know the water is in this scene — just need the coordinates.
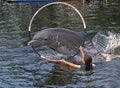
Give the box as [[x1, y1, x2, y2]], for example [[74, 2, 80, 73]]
[[0, 0, 120, 88]]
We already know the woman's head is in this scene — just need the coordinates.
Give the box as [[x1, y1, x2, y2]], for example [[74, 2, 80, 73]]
[[83, 54, 93, 71]]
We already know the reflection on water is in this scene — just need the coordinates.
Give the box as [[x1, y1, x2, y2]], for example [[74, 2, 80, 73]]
[[0, 0, 120, 88]]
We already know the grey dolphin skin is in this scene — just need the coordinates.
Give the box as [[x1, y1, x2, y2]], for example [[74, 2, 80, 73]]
[[28, 28, 97, 55]]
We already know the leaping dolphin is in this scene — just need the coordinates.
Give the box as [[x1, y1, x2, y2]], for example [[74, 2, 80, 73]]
[[28, 28, 97, 55]]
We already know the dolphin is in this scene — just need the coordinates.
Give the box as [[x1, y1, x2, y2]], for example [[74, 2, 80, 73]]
[[28, 28, 97, 55]]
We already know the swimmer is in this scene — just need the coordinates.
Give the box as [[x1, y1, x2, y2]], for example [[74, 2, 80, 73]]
[[79, 46, 93, 70]]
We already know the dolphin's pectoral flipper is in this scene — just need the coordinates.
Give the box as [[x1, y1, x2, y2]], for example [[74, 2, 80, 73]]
[[57, 46, 73, 55]]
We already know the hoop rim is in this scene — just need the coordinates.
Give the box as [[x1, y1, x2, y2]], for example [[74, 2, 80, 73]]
[[28, 1, 86, 32], [28, 2, 87, 65]]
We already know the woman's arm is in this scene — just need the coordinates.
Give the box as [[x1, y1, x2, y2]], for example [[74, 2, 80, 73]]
[[79, 46, 85, 58], [61, 59, 81, 68], [79, 46, 86, 64], [41, 56, 81, 69]]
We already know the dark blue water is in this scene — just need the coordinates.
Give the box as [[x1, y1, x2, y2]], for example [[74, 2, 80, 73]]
[[0, 0, 120, 88]]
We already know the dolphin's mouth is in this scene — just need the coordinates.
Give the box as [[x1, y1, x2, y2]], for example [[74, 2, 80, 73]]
[[27, 40, 38, 46]]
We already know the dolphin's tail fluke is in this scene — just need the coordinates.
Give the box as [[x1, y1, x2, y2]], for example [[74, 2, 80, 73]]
[[92, 33, 107, 54], [92, 32, 120, 54]]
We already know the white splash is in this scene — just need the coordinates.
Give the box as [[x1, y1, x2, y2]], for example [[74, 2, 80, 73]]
[[92, 32, 120, 61]]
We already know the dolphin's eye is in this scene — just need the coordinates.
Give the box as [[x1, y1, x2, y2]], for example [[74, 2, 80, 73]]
[[43, 37, 48, 41], [44, 38, 48, 40]]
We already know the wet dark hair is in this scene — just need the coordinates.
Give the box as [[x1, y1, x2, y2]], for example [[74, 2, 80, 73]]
[[84, 54, 93, 71]]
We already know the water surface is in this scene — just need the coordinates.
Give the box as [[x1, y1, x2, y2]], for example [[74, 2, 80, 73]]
[[0, 0, 120, 88]]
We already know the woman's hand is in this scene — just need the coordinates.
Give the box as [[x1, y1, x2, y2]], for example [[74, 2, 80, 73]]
[[79, 46, 84, 50]]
